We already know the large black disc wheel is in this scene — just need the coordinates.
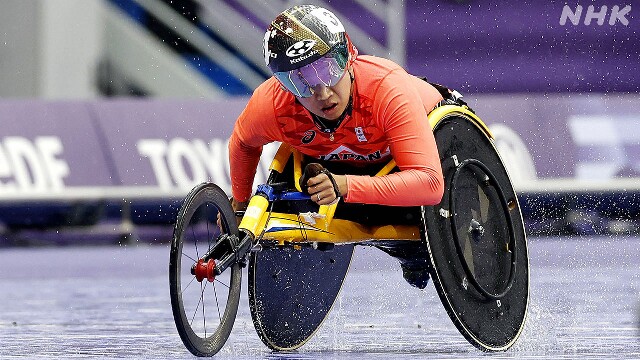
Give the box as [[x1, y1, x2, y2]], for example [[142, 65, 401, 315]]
[[423, 109, 529, 352], [169, 183, 242, 357]]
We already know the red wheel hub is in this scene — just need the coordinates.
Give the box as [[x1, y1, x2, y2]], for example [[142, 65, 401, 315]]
[[193, 259, 216, 283]]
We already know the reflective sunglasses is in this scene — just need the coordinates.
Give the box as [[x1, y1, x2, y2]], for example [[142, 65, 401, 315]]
[[274, 44, 349, 98]]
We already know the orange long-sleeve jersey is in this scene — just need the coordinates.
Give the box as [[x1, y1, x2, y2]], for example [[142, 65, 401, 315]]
[[229, 55, 444, 206]]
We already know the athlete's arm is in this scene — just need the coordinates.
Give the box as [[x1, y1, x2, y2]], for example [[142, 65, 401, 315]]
[[228, 81, 280, 202], [228, 132, 262, 203], [344, 72, 444, 206]]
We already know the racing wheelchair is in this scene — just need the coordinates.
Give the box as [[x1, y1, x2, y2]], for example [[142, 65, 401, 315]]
[[169, 104, 530, 356]]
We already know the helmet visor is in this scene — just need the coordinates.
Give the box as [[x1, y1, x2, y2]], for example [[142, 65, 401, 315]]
[[274, 45, 349, 98]]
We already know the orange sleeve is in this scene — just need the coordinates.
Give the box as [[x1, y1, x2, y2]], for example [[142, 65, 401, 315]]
[[344, 72, 444, 206], [229, 80, 281, 202]]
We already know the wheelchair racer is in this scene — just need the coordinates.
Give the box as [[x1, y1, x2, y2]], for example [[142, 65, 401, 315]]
[[229, 5, 445, 289]]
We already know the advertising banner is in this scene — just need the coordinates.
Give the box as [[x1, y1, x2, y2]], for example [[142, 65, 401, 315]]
[[0, 100, 114, 194], [1, 95, 639, 197], [0, 94, 638, 237], [92, 98, 279, 195], [470, 94, 640, 191]]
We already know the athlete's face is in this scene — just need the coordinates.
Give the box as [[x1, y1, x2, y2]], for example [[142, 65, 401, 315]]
[[297, 69, 352, 121]]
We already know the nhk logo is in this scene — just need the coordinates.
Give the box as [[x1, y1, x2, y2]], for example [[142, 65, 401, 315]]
[[560, 5, 631, 26]]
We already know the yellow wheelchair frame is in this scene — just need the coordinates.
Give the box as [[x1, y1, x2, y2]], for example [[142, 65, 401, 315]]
[[238, 105, 489, 245]]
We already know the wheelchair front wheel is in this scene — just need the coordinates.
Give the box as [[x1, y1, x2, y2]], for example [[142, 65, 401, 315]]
[[169, 183, 242, 357]]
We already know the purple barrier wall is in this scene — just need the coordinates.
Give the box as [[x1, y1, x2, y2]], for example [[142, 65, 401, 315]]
[[471, 94, 640, 181], [0, 100, 114, 194], [93, 99, 236, 188], [91, 98, 278, 195], [1, 96, 639, 198], [0, 96, 638, 239]]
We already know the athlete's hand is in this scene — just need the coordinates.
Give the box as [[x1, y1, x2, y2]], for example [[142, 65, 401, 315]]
[[216, 197, 248, 229], [301, 163, 347, 205], [231, 198, 248, 225], [306, 173, 347, 205]]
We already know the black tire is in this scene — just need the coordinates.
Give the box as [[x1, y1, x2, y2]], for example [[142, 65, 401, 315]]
[[169, 183, 242, 357]]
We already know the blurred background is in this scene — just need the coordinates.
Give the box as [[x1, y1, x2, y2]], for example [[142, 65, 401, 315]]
[[0, 0, 638, 245]]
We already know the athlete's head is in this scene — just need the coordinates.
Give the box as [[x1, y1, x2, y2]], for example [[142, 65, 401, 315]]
[[263, 5, 357, 99]]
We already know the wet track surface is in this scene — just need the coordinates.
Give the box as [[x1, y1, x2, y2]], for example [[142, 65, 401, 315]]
[[1, 236, 639, 359]]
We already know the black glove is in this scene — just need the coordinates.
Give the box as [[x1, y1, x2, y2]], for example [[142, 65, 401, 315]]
[[299, 163, 342, 198]]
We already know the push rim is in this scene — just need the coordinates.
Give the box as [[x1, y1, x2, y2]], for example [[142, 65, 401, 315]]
[[449, 158, 517, 300]]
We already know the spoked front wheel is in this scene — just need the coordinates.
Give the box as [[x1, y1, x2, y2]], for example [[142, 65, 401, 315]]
[[169, 183, 242, 356]]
